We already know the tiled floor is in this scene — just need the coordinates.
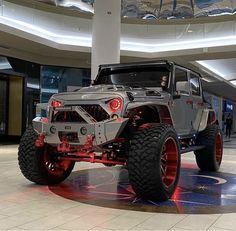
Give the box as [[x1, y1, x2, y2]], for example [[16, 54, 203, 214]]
[[0, 135, 236, 231]]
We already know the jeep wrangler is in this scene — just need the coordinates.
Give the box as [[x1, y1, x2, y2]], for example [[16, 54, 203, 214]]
[[18, 60, 223, 201]]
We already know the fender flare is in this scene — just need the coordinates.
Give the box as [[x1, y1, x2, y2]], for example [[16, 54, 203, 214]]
[[125, 102, 173, 125], [198, 109, 216, 132]]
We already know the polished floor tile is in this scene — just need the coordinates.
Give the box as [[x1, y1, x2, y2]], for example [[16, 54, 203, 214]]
[[212, 213, 236, 231], [173, 214, 221, 230], [130, 213, 187, 230], [96, 211, 153, 230], [0, 136, 236, 231]]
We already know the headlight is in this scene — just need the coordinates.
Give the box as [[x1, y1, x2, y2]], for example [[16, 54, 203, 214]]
[[108, 98, 123, 112], [51, 100, 62, 108]]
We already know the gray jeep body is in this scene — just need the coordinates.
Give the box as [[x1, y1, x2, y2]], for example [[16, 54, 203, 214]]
[[33, 60, 214, 151], [19, 60, 222, 201]]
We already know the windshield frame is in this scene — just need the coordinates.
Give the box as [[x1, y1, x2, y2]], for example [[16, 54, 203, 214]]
[[94, 64, 171, 90]]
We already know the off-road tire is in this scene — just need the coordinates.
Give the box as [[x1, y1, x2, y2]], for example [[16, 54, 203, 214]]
[[18, 127, 75, 185], [128, 124, 180, 201], [194, 124, 223, 171]]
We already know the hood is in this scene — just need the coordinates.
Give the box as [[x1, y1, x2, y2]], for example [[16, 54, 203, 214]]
[[51, 84, 167, 103]]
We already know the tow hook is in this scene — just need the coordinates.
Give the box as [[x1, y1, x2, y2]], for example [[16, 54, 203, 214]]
[[83, 135, 95, 151], [35, 133, 45, 147], [57, 137, 71, 153]]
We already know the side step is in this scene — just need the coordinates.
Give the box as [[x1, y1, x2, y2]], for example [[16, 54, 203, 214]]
[[180, 145, 205, 154]]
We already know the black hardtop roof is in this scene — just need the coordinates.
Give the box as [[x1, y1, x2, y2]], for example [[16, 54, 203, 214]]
[[99, 60, 172, 70], [98, 60, 201, 77]]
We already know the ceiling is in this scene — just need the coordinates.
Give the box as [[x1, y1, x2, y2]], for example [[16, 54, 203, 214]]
[[196, 59, 236, 82], [0, 0, 236, 102]]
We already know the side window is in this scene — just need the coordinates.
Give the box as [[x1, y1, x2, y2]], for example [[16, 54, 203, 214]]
[[175, 68, 189, 95], [190, 74, 201, 96]]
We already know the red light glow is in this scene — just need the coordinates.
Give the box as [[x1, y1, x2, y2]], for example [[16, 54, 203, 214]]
[[41, 117, 49, 123], [51, 100, 62, 108], [109, 98, 123, 112]]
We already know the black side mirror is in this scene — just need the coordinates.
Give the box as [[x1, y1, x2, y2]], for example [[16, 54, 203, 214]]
[[173, 93, 181, 100]]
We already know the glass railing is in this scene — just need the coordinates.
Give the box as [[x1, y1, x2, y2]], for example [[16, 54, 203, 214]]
[[34, 0, 236, 20]]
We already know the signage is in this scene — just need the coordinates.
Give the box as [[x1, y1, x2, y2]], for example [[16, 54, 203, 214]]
[[224, 100, 233, 113]]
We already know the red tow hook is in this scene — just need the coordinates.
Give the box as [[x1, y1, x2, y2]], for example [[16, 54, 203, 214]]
[[84, 135, 95, 151], [58, 137, 71, 153], [35, 133, 45, 147]]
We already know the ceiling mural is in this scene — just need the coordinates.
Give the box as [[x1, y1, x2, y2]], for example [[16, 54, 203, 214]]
[[37, 0, 236, 19]]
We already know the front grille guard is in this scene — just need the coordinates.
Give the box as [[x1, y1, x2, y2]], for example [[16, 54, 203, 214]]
[[51, 105, 110, 124], [33, 116, 129, 146]]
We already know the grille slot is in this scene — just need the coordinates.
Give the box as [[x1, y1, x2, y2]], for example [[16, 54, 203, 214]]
[[53, 111, 85, 123], [81, 105, 110, 121], [52, 105, 110, 123]]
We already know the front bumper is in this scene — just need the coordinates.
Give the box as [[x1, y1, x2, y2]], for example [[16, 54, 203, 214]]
[[32, 117, 129, 146]]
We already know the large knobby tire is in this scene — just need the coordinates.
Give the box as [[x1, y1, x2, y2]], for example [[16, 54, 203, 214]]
[[194, 124, 223, 171], [128, 124, 180, 201], [18, 127, 75, 185]]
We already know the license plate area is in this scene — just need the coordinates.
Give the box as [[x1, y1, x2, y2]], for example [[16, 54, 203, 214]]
[[58, 131, 80, 143]]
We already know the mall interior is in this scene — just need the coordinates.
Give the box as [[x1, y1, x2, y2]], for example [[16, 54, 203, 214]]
[[0, 0, 236, 230]]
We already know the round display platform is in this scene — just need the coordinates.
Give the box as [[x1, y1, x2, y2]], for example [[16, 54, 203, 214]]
[[49, 163, 236, 214]]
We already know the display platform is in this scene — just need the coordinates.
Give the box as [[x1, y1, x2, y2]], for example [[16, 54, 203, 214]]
[[49, 163, 236, 214]]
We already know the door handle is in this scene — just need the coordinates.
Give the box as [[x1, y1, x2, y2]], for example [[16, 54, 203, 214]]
[[186, 100, 193, 105], [197, 102, 204, 106]]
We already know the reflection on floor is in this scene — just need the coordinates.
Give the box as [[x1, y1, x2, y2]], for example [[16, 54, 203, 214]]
[[49, 164, 236, 214], [0, 135, 235, 230]]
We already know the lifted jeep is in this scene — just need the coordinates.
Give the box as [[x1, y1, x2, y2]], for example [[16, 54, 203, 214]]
[[18, 60, 223, 201]]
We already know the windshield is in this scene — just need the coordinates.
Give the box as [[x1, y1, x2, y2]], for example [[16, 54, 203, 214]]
[[95, 66, 170, 88]]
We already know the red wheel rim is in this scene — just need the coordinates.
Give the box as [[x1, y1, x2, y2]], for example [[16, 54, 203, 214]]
[[43, 145, 71, 176], [215, 132, 223, 165], [161, 137, 179, 187]]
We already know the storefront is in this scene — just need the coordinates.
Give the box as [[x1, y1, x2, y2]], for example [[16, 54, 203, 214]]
[[223, 99, 234, 133], [0, 56, 91, 141]]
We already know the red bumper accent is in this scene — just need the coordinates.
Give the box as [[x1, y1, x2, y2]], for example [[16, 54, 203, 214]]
[[35, 134, 45, 147], [56, 135, 126, 166], [60, 155, 126, 165]]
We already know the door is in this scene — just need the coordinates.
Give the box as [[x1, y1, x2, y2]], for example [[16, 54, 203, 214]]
[[0, 79, 8, 135], [171, 67, 193, 136], [190, 72, 204, 132]]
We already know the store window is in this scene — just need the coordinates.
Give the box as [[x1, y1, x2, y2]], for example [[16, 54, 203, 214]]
[[40, 66, 91, 103], [0, 78, 8, 135], [190, 74, 201, 96]]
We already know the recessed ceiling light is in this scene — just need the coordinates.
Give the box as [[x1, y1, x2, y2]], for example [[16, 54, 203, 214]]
[[230, 80, 236, 86], [195, 61, 226, 78], [2, 15, 236, 53]]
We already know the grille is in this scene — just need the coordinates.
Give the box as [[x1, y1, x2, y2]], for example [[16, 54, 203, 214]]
[[53, 111, 85, 123], [52, 105, 110, 123], [81, 105, 110, 121]]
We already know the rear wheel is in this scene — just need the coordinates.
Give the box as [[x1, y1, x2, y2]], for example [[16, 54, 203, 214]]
[[128, 124, 180, 201], [18, 127, 75, 185], [194, 124, 223, 171]]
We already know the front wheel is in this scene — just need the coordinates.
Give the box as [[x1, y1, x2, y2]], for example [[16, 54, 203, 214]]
[[18, 127, 75, 185], [194, 124, 223, 171], [128, 124, 180, 201]]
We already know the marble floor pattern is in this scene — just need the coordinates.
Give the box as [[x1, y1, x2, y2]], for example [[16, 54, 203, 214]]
[[0, 135, 236, 231]]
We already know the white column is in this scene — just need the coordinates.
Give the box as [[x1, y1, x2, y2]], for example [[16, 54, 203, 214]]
[[0, 0, 3, 16], [91, 0, 121, 80], [233, 103, 236, 133]]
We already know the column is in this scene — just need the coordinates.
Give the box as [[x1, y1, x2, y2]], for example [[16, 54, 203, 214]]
[[91, 0, 121, 80], [233, 103, 236, 133]]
